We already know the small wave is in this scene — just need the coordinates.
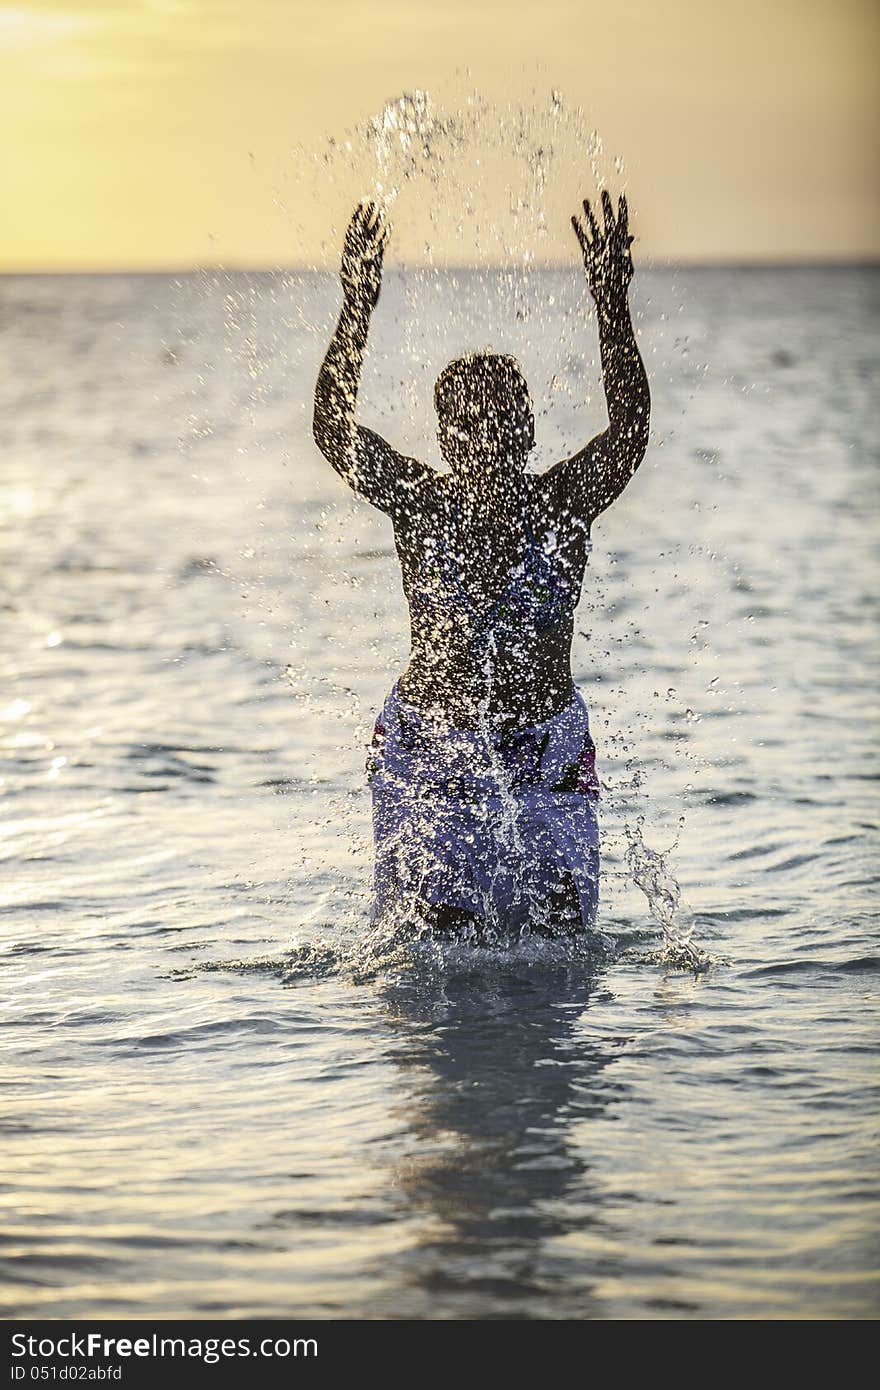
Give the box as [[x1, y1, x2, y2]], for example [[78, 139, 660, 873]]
[[766, 852, 821, 873], [831, 955, 880, 975], [744, 956, 880, 979], [728, 841, 786, 862], [700, 790, 759, 807], [124, 743, 218, 786], [743, 960, 823, 978], [696, 905, 791, 923], [267, 1207, 395, 1229]]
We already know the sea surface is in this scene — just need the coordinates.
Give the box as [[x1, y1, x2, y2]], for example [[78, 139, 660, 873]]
[[1, 266, 878, 1319]]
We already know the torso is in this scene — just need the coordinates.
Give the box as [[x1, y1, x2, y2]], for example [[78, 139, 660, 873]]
[[393, 474, 591, 729]]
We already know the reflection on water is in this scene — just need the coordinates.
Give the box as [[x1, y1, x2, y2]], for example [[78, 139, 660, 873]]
[[378, 966, 614, 1317]]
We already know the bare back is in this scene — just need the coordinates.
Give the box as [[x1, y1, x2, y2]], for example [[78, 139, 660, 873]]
[[392, 472, 592, 727]]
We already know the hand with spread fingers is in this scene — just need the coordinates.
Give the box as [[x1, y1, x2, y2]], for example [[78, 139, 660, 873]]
[[571, 190, 635, 309], [341, 201, 390, 312]]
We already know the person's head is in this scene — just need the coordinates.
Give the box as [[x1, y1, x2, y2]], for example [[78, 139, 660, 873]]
[[434, 353, 535, 483]]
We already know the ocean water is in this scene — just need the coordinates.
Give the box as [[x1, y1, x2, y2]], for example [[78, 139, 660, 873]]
[[1, 266, 878, 1319]]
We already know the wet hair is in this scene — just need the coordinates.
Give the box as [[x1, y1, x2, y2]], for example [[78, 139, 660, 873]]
[[434, 353, 535, 471]]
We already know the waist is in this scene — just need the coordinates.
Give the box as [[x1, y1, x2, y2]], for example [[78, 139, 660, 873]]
[[397, 671, 575, 731], [401, 620, 574, 729], [384, 677, 587, 748]]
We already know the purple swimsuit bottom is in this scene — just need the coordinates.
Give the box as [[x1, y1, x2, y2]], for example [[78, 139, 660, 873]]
[[367, 683, 600, 937]]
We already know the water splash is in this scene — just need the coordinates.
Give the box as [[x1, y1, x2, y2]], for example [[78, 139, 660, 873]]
[[365, 91, 466, 207], [293, 86, 627, 273], [625, 824, 710, 971], [169, 922, 612, 988]]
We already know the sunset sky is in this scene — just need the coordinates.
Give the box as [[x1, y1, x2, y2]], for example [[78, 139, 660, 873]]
[[1, 0, 878, 270]]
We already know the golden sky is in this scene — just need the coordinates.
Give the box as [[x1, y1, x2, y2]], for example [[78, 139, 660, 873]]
[[1, 0, 878, 270]]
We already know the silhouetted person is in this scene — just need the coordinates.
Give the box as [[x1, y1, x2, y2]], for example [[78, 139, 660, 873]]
[[313, 192, 649, 941]]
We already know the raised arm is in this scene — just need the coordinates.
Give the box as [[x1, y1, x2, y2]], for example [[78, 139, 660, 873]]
[[313, 202, 434, 518], [548, 191, 650, 523]]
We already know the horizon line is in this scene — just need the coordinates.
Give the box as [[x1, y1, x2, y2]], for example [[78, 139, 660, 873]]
[[1, 256, 879, 278]]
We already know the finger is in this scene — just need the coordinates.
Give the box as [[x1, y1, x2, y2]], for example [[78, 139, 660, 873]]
[[571, 214, 588, 253], [582, 198, 600, 241], [601, 189, 615, 234], [350, 206, 371, 248], [367, 201, 384, 233]]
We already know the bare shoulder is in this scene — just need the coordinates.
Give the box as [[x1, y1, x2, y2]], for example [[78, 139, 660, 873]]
[[528, 466, 594, 551], [348, 426, 441, 520], [388, 464, 450, 537]]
